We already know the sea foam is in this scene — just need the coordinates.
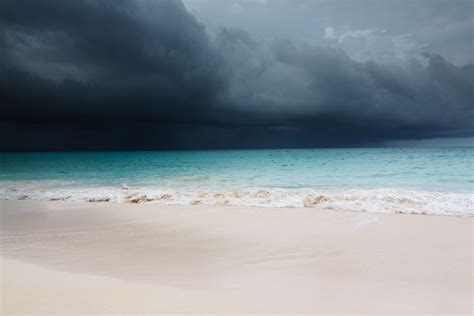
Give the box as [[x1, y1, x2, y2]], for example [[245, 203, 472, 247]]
[[1, 185, 472, 217]]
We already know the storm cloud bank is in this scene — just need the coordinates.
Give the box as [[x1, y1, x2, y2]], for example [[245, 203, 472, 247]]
[[0, 0, 473, 150]]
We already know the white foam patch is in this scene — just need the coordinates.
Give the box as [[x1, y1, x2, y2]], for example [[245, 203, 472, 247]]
[[353, 216, 379, 232], [0, 183, 472, 217]]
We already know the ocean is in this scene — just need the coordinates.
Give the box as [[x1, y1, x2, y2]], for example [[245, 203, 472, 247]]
[[1, 148, 473, 216]]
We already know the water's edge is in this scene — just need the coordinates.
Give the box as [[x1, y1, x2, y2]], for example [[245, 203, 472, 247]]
[[1, 186, 472, 217]]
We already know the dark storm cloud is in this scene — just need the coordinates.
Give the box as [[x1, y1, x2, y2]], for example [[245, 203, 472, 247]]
[[0, 0, 473, 150], [0, 0, 225, 120]]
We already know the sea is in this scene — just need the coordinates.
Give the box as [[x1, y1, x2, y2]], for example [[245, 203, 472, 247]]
[[1, 148, 473, 216]]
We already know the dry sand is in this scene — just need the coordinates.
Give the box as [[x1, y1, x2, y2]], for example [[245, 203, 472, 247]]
[[0, 200, 472, 314]]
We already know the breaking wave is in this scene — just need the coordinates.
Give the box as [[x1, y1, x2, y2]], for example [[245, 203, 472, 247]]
[[1, 184, 472, 216]]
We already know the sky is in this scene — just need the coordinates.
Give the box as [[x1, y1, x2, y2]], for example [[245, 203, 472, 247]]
[[0, 0, 473, 150]]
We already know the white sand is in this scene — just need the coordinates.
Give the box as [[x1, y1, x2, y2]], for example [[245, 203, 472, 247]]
[[1, 200, 472, 314]]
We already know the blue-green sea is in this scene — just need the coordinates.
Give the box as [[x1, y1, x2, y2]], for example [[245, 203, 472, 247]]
[[1, 148, 473, 215]]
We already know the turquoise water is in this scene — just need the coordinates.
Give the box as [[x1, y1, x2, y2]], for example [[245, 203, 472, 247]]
[[1, 148, 473, 190], [1, 148, 473, 215]]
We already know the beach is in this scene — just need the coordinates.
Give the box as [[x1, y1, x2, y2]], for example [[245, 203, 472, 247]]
[[1, 0, 473, 313], [1, 200, 472, 314]]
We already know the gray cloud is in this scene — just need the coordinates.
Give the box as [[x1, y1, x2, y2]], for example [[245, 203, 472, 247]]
[[216, 30, 473, 138], [185, 0, 474, 66], [0, 0, 473, 150]]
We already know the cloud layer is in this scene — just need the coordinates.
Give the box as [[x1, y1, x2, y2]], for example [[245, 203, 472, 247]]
[[1, 0, 473, 150]]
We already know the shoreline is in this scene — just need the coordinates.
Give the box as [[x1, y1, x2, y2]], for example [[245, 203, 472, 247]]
[[1, 200, 472, 314], [1, 185, 473, 216]]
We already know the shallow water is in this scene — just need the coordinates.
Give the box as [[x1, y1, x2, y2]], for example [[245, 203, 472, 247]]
[[1, 148, 473, 215]]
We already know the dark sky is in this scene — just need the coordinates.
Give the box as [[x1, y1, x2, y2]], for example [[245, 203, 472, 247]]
[[1, 0, 473, 150]]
